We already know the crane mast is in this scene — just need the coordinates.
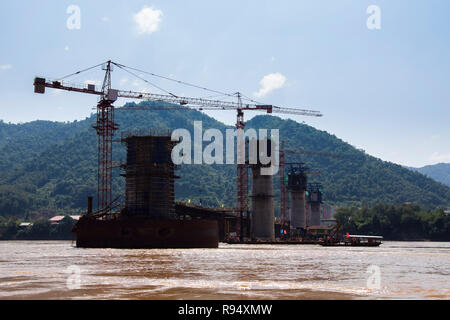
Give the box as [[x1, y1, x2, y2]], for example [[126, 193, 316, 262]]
[[235, 93, 248, 241], [93, 61, 118, 215], [34, 60, 323, 217]]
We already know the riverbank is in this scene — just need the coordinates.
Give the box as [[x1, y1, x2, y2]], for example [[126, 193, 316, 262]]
[[0, 216, 76, 241]]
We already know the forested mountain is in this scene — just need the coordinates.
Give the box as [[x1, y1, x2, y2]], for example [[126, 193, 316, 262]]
[[409, 163, 450, 187], [0, 101, 449, 219], [0, 119, 91, 172]]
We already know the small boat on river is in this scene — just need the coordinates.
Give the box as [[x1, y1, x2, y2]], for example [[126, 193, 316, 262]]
[[320, 235, 383, 247]]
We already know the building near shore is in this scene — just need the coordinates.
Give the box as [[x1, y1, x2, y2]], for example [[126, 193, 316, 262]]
[[49, 216, 81, 225], [19, 222, 33, 229]]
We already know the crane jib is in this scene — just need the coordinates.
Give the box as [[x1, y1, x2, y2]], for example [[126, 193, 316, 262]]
[[33, 77, 322, 117]]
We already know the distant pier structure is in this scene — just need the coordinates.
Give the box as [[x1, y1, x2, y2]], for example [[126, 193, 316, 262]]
[[308, 183, 323, 226], [287, 163, 308, 232]]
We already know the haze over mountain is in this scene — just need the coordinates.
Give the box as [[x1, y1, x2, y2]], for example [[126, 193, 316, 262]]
[[0, 101, 449, 219], [409, 163, 450, 188]]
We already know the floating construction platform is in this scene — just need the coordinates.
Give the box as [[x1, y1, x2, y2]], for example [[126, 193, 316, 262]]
[[73, 131, 219, 249]]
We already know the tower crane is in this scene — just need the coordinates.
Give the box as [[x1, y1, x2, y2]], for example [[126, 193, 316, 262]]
[[34, 60, 323, 215]]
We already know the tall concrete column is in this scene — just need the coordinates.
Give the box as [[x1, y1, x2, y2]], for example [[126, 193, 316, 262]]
[[305, 202, 311, 227], [290, 190, 306, 229], [286, 164, 308, 233], [251, 167, 275, 240], [307, 184, 323, 227], [310, 203, 321, 226]]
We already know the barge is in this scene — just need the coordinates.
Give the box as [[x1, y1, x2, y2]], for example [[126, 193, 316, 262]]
[[73, 216, 219, 249]]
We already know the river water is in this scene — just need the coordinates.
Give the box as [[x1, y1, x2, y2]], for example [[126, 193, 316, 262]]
[[0, 241, 448, 300]]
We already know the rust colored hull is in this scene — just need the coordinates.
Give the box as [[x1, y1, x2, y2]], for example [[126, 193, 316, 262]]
[[74, 217, 219, 249]]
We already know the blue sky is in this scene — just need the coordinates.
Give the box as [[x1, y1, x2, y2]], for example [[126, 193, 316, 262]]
[[0, 0, 449, 167]]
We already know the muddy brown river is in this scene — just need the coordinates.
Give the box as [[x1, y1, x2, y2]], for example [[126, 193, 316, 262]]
[[0, 241, 448, 299]]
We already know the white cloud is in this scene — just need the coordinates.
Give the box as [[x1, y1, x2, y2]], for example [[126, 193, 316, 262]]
[[253, 73, 287, 98], [430, 152, 450, 163], [101, 17, 109, 23], [129, 79, 150, 92], [133, 6, 163, 35], [430, 134, 440, 141], [0, 64, 12, 70], [120, 78, 129, 86], [64, 45, 70, 51]]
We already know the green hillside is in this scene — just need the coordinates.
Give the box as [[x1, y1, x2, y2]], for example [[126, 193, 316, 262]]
[[0, 119, 91, 172], [0, 101, 449, 219]]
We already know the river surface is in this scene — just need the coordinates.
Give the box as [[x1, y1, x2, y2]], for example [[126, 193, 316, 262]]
[[0, 241, 448, 300]]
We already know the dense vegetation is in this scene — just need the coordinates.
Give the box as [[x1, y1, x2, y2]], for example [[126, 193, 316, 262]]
[[0, 101, 449, 221], [335, 204, 450, 241], [0, 216, 76, 240]]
